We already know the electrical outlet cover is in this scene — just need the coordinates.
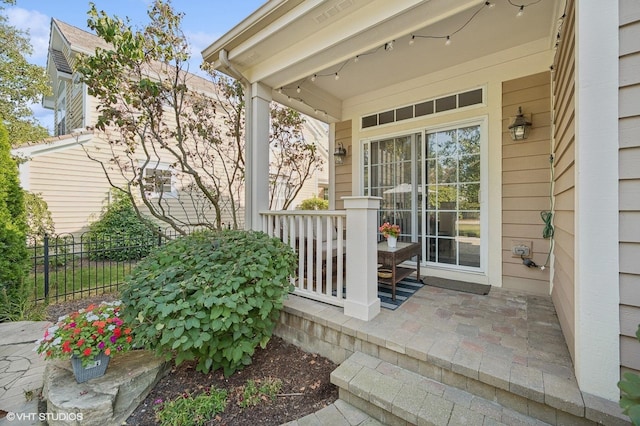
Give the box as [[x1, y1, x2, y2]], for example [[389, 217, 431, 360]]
[[510, 240, 532, 258]]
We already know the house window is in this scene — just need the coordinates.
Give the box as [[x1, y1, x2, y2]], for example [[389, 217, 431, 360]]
[[363, 119, 485, 271], [143, 168, 174, 197], [56, 81, 66, 136], [72, 73, 82, 97]]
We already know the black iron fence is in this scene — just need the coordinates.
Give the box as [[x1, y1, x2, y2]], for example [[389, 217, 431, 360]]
[[28, 228, 183, 303]]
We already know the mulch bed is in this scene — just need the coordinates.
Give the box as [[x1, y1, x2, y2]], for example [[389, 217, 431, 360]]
[[45, 295, 339, 425]]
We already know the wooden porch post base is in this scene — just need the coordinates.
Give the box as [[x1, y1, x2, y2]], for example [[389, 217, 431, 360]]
[[343, 196, 381, 321]]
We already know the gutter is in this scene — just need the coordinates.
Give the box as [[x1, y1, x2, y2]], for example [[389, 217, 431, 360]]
[[219, 49, 250, 87]]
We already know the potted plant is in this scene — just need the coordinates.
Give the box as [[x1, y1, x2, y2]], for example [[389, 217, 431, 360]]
[[379, 222, 401, 248], [35, 301, 134, 382]]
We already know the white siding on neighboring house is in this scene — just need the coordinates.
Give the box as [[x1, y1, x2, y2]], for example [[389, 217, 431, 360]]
[[13, 133, 113, 236], [29, 18, 329, 236]]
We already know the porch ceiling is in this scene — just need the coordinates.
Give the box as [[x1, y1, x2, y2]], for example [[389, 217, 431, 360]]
[[202, 0, 561, 121]]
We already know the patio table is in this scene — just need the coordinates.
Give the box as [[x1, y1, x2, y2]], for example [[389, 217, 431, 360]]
[[377, 241, 421, 300]]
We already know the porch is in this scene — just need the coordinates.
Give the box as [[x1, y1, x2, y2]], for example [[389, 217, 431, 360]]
[[275, 284, 627, 425]]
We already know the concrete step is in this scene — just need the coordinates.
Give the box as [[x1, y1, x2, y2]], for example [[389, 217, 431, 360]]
[[331, 351, 557, 426], [281, 399, 384, 426]]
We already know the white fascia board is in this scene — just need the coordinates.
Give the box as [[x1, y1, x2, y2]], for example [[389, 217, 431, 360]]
[[11, 133, 94, 158], [236, 0, 477, 85], [201, 0, 293, 62], [227, 0, 325, 61]]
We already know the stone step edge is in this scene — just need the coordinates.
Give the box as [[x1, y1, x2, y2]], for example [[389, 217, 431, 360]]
[[279, 299, 627, 425], [331, 351, 630, 426], [280, 399, 384, 426], [282, 295, 581, 416]]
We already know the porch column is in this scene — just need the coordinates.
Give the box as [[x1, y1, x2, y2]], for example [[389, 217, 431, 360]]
[[245, 82, 272, 231], [343, 196, 381, 321], [574, 1, 619, 400]]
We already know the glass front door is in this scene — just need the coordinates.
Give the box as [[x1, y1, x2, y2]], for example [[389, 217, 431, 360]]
[[424, 125, 481, 268], [363, 121, 483, 271]]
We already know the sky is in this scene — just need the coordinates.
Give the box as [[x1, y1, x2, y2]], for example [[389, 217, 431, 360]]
[[6, 0, 266, 134]]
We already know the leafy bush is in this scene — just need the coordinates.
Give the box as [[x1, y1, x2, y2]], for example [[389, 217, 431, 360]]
[[0, 285, 42, 322], [620, 325, 640, 425], [0, 123, 29, 322], [297, 196, 328, 210], [121, 230, 297, 376], [24, 192, 55, 240], [87, 191, 155, 261], [154, 389, 227, 426]]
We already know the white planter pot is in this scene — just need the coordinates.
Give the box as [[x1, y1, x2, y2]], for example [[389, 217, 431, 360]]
[[387, 236, 397, 248]]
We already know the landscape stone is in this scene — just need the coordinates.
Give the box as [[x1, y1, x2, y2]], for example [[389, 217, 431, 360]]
[[42, 350, 169, 426]]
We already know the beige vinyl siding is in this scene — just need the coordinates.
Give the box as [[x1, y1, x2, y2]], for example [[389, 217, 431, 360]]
[[550, 0, 576, 362], [501, 71, 552, 295], [334, 120, 352, 210], [27, 139, 119, 235], [619, 0, 640, 376]]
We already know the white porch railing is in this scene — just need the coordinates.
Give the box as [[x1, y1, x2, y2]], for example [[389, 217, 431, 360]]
[[261, 197, 382, 321], [261, 210, 346, 307]]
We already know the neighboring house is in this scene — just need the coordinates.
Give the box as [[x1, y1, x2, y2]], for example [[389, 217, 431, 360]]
[[12, 19, 328, 236], [202, 0, 636, 405]]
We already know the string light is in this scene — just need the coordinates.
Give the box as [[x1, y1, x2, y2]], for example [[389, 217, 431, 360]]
[[411, 0, 492, 45], [507, 1, 542, 18], [277, 0, 547, 117]]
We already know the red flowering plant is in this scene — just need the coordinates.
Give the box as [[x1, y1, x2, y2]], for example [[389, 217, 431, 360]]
[[379, 222, 401, 238], [35, 301, 134, 367]]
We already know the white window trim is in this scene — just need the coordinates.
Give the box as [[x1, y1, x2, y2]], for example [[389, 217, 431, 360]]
[[360, 115, 488, 274]]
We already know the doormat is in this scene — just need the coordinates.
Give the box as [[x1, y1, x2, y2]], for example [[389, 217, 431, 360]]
[[378, 277, 424, 310], [424, 276, 491, 295]]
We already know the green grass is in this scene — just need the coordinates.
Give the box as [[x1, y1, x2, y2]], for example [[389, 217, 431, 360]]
[[457, 221, 480, 238], [30, 260, 134, 302]]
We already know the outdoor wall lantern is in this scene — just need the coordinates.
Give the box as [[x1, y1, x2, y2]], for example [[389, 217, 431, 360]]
[[334, 143, 347, 165], [508, 106, 532, 141]]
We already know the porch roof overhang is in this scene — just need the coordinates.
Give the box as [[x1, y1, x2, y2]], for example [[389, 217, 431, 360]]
[[202, 0, 561, 123]]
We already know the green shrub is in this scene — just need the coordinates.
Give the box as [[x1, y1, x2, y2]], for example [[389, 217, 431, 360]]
[[87, 191, 155, 261], [24, 192, 55, 239], [0, 123, 29, 322], [121, 230, 297, 376], [154, 389, 227, 426], [297, 196, 328, 210], [620, 324, 640, 425]]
